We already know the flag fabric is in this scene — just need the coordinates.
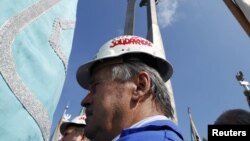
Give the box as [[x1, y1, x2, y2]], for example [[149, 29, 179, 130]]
[[235, 0, 250, 23], [0, 0, 78, 140], [188, 107, 201, 141], [79, 107, 86, 116], [50, 104, 71, 141]]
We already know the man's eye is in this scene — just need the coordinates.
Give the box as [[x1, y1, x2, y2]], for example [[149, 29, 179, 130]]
[[64, 133, 69, 136], [90, 81, 101, 93]]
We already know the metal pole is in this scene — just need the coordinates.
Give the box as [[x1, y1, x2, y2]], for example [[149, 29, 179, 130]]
[[223, 0, 250, 37], [124, 0, 136, 35], [142, 0, 178, 123]]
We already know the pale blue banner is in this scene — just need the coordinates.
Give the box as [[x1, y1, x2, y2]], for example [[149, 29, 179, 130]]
[[0, 0, 78, 140]]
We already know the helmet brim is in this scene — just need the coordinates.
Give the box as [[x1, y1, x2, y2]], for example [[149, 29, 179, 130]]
[[76, 52, 173, 89]]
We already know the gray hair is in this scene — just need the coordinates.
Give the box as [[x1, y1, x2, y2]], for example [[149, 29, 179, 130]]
[[110, 60, 174, 118]]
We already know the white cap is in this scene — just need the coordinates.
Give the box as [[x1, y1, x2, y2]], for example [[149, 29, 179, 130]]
[[77, 35, 173, 89], [60, 115, 86, 134]]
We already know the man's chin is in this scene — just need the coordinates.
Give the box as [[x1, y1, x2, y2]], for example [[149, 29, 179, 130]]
[[84, 128, 94, 140]]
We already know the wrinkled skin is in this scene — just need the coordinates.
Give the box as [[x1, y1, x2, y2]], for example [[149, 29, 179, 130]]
[[81, 62, 159, 141]]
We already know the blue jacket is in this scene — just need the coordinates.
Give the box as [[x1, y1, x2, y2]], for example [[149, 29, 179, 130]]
[[117, 120, 183, 141]]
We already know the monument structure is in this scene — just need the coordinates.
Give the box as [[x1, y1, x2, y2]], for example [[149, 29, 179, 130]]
[[124, 0, 178, 123]]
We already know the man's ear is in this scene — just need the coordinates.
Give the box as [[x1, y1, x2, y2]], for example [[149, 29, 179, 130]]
[[131, 71, 151, 101]]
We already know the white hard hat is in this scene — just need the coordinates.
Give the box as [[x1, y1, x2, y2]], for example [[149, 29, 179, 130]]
[[77, 35, 173, 89], [60, 115, 86, 134]]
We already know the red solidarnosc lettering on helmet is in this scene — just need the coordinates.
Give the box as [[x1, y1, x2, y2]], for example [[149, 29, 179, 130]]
[[110, 36, 152, 48]]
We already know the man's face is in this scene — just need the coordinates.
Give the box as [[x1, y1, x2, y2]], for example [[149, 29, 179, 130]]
[[81, 64, 134, 141], [62, 126, 84, 141]]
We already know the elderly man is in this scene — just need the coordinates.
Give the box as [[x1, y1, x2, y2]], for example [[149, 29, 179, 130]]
[[60, 115, 90, 141], [77, 35, 183, 141]]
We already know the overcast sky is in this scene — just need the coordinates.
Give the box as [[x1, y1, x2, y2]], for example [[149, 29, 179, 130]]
[[51, 0, 250, 140]]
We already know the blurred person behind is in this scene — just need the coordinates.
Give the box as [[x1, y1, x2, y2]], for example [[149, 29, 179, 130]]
[[60, 115, 90, 141], [214, 108, 250, 125]]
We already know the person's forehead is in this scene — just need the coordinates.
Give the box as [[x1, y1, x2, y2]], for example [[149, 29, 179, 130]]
[[63, 126, 76, 134], [91, 59, 123, 80], [66, 125, 77, 130], [92, 58, 124, 73]]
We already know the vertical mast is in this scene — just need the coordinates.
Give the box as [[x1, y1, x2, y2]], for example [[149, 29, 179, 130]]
[[140, 0, 178, 123], [124, 0, 136, 35], [124, 0, 178, 123]]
